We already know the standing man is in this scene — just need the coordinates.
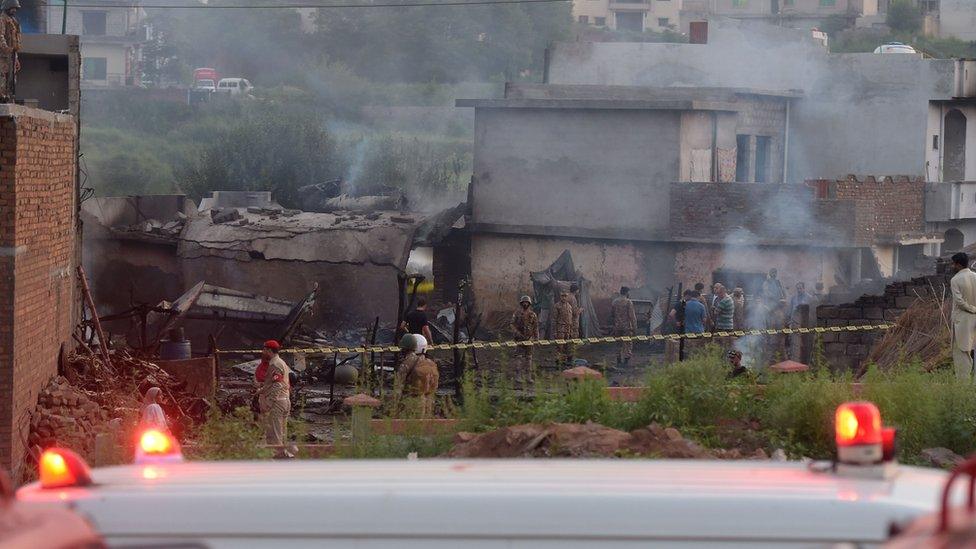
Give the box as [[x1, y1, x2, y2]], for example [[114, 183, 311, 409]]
[[761, 269, 786, 304], [0, 0, 20, 104], [950, 252, 976, 380], [732, 287, 746, 330], [568, 283, 582, 338], [257, 340, 293, 458], [610, 287, 637, 366], [401, 297, 434, 345], [712, 284, 735, 332], [510, 295, 539, 385], [394, 334, 440, 417], [551, 291, 575, 365]]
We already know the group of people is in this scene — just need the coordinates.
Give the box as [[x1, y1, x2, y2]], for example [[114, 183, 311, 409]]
[[663, 270, 825, 362], [508, 285, 638, 380]]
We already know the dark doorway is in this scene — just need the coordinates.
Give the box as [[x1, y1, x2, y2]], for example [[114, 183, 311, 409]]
[[945, 109, 967, 181], [735, 134, 750, 182], [944, 228, 964, 254], [615, 12, 643, 32], [755, 136, 771, 183], [771, 0, 780, 15], [712, 269, 765, 297]]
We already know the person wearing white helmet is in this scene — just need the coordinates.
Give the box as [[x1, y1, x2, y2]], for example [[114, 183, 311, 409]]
[[0, 0, 20, 103], [509, 294, 539, 387], [394, 334, 439, 418]]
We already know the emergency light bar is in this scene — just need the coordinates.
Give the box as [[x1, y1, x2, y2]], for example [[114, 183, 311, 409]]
[[39, 448, 92, 490], [135, 429, 183, 465], [834, 401, 899, 473]]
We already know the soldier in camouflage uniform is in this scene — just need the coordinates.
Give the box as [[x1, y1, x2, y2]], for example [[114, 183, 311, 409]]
[[510, 295, 539, 385], [0, 0, 20, 104], [552, 291, 575, 366], [568, 283, 582, 339], [394, 334, 439, 418], [610, 286, 637, 365]]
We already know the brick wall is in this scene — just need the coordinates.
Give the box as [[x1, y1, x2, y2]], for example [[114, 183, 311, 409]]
[[669, 182, 860, 244], [0, 106, 78, 475], [831, 175, 926, 245], [816, 273, 949, 371]]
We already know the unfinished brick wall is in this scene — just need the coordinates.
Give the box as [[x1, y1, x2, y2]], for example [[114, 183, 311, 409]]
[[831, 175, 926, 244], [816, 273, 949, 371], [0, 106, 78, 475], [669, 182, 859, 244]]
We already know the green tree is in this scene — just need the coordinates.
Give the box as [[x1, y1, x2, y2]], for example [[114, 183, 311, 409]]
[[180, 104, 343, 208], [887, 0, 922, 34]]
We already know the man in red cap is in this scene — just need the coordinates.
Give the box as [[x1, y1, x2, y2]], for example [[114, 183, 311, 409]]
[[256, 340, 293, 458]]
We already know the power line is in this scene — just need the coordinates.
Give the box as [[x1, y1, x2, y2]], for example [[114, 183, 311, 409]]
[[60, 0, 570, 9]]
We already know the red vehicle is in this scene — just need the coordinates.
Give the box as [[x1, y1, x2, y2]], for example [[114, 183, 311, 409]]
[[192, 68, 219, 92]]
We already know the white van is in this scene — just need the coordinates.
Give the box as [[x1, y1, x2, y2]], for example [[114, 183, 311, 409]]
[[15, 456, 957, 548], [14, 403, 963, 548], [216, 78, 253, 96]]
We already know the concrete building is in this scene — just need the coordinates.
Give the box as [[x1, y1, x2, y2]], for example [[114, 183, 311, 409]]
[[47, 0, 146, 87], [924, 60, 976, 252], [455, 79, 934, 317], [544, 19, 955, 185], [680, 0, 876, 30], [574, 0, 682, 32]]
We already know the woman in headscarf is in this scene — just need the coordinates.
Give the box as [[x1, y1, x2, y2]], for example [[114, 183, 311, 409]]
[[140, 387, 168, 431]]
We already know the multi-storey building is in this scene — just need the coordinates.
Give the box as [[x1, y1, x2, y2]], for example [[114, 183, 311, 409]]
[[47, 0, 146, 87], [573, 0, 683, 33]]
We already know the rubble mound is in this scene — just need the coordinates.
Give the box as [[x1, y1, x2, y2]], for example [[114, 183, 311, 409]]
[[28, 376, 116, 457], [447, 422, 758, 459]]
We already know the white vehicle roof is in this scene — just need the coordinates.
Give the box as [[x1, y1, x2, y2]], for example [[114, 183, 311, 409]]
[[17, 459, 955, 547]]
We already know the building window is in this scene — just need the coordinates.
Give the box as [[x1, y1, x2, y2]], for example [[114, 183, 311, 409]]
[[578, 15, 589, 23], [755, 136, 771, 183], [819, 0, 835, 5], [82, 57, 107, 80], [615, 11, 644, 31], [933, 135, 939, 150], [658, 17, 669, 26], [735, 135, 750, 182], [732, 0, 748, 7], [595, 16, 606, 25], [82, 11, 107, 36]]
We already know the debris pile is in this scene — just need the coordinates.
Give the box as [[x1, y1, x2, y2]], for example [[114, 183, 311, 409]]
[[865, 295, 951, 374], [24, 348, 215, 467], [28, 376, 113, 457], [447, 422, 770, 459], [117, 213, 187, 239]]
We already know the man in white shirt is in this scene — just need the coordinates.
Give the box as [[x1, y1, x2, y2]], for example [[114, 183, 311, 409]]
[[950, 252, 976, 380]]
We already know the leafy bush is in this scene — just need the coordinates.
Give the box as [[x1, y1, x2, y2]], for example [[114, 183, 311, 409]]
[[188, 407, 272, 461], [631, 346, 755, 430], [861, 364, 976, 462], [759, 370, 856, 459], [887, 0, 923, 34]]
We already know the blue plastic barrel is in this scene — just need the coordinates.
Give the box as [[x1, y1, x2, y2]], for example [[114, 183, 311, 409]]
[[159, 340, 192, 361]]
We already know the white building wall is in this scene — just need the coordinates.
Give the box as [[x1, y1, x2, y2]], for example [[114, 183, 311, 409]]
[[938, 0, 976, 42], [928, 102, 976, 182]]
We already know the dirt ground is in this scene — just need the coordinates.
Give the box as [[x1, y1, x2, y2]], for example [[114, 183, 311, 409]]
[[448, 422, 771, 459]]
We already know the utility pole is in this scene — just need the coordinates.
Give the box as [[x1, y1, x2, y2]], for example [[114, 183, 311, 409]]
[[61, 0, 68, 34]]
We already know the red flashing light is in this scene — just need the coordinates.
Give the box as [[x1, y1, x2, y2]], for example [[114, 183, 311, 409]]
[[140, 430, 174, 455], [835, 401, 882, 447], [135, 429, 182, 465], [39, 448, 92, 490]]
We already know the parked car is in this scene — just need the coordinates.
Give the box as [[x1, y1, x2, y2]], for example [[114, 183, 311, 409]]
[[874, 42, 918, 54], [192, 67, 219, 92], [217, 77, 254, 96]]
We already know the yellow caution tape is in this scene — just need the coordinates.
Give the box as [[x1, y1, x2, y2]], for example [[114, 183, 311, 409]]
[[215, 323, 895, 356]]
